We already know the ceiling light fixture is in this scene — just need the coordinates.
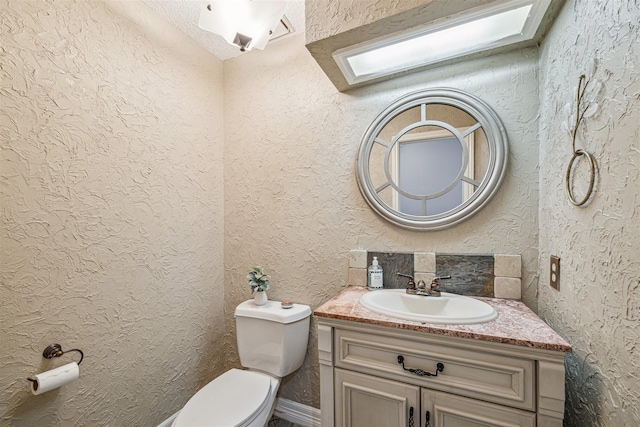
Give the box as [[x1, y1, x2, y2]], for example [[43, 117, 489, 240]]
[[333, 0, 552, 85], [199, 0, 286, 52]]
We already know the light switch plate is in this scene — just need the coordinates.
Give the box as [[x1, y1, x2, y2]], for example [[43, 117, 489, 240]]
[[550, 255, 560, 290]]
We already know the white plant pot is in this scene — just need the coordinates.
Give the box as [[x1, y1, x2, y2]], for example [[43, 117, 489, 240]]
[[254, 290, 268, 306]]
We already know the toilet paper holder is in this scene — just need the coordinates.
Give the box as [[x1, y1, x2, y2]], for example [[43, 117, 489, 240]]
[[27, 344, 84, 383]]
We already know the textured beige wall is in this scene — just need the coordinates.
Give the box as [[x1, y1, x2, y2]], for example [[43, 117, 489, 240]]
[[7, 1, 636, 425], [537, 0, 640, 425], [0, 1, 225, 426], [223, 33, 540, 408], [306, 0, 436, 42]]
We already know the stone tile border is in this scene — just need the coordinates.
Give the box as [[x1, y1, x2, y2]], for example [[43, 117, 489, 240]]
[[348, 250, 522, 299]]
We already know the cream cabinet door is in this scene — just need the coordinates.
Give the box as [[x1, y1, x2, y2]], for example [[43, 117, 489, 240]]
[[335, 368, 420, 427], [421, 389, 536, 427]]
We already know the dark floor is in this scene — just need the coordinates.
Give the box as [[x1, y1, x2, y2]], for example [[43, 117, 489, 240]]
[[267, 417, 303, 427]]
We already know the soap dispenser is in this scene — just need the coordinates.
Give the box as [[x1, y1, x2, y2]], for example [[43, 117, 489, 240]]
[[368, 257, 384, 289]]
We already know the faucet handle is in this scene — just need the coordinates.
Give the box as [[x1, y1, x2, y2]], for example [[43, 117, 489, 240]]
[[426, 276, 450, 297], [397, 273, 416, 289], [430, 275, 451, 289]]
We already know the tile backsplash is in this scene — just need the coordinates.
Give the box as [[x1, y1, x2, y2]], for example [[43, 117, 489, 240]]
[[436, 254, 494, 296], [349, 250, 522, 299]]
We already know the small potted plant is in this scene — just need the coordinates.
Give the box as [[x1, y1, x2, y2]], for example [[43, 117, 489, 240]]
[[248, 266, 271, 306]]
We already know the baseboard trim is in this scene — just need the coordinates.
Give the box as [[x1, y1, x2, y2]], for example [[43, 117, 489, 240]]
[[157, 411, 179, 427], [273, 398, 321, 427]]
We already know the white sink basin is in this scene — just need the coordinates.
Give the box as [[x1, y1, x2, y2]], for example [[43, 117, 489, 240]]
[[360, 289, 498, 324]]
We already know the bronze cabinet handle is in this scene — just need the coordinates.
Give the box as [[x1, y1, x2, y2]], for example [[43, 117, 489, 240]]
[[398, 355, 444, 377]]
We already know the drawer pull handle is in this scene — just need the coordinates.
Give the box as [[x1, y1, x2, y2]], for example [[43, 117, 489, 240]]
[[409, 406, 414, 427], [397, 355, 444, 377], [425, 410, 431, 427]]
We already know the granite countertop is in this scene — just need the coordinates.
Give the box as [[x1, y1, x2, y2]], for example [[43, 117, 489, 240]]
[[314, 286, 572, 353]]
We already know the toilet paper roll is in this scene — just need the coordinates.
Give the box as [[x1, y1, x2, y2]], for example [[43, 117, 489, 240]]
[[30, 362, 79, 395]]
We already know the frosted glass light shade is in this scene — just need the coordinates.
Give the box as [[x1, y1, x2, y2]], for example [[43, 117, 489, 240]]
[[199, 0, 286, 51], [333, 0, 551, 85]]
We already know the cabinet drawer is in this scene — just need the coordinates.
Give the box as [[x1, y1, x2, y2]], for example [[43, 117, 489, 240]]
[[335, 328, 534, 411]]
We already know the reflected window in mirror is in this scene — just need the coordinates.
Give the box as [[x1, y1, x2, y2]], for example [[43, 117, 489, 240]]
[[396, 129, 474, 216]]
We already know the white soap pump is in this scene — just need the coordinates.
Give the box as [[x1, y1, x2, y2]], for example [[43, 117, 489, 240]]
[[368, 257, 384, 289]]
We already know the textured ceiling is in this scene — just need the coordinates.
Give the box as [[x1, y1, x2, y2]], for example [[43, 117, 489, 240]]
[[143, 0, 305, 61]]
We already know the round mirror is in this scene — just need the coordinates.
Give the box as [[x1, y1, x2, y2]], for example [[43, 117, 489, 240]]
[[356, 88, 508, 230]]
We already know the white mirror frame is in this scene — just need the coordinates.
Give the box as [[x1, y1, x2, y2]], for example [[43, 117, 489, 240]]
[[356, 88, 508, 231]]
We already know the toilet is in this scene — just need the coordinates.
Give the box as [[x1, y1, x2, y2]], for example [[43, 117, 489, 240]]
[[172, 299, 312, 427]]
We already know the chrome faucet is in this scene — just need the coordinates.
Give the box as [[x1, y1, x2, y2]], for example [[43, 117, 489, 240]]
[[397, 273, 451, 297]]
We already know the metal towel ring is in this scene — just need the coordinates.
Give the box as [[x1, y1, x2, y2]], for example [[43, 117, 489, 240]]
[[565, 148, 596, 206], [564, 74, 597, 207]]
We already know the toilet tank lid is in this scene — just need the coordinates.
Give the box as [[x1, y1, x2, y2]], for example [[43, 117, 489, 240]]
[[235, 300, 311, 324]]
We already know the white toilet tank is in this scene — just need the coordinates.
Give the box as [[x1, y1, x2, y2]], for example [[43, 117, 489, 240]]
[[235, 300, 311, 378]]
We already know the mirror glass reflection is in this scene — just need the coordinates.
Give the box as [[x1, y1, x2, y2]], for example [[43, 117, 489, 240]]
[[368, 104, 489, 216]]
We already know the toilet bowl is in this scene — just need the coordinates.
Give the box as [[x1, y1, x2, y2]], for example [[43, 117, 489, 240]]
[[171, 369, 279, 427], [171, 300, 311, 427]]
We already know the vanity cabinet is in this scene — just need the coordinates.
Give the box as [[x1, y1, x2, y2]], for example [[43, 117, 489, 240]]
[[317, 318, 568, 427], [335, 368, 535, 427]]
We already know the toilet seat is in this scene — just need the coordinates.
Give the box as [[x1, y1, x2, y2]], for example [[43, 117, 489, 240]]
[[173, 369, 272, 427]]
